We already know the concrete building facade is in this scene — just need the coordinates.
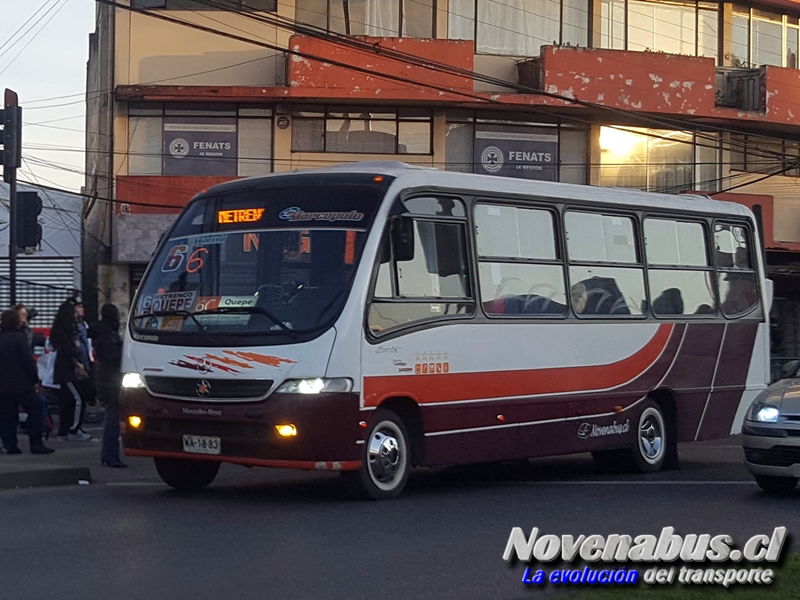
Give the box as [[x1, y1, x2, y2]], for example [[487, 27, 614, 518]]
[[87, 0, 800, 366]]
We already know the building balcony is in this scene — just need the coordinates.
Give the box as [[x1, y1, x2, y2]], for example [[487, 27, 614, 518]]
[[510, 46, 800, 130]]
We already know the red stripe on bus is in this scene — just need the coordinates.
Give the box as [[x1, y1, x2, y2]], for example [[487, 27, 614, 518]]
[[363, 323, 674, 406], [124, 449, 362, 471]]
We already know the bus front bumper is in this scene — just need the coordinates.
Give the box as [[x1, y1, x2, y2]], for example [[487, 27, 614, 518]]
[[120, 388, 363, 471]]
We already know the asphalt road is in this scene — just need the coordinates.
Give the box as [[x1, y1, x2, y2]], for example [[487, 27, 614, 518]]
[[1, 436, 797, 600]]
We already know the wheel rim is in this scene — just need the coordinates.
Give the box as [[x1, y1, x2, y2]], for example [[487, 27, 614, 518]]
[[638, 407, 665, 465], [366, 421, 406, 491]]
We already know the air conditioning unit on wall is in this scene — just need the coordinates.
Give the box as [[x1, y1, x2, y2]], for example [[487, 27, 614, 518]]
[[516, 58, 543, 91], [715, 67, 765, 112]]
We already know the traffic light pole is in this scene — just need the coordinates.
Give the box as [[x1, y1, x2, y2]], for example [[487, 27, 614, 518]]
[[7, 166, 15, 305]]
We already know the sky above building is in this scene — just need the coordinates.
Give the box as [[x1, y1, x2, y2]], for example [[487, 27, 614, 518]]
[[2, 0, 95, 192]]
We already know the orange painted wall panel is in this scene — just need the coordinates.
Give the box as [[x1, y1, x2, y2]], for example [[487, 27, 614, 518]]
[[764, 67, 800, 122], [116, 176, 238, 214], [288, 35, 474, 102], [539, 46, 716, 114]]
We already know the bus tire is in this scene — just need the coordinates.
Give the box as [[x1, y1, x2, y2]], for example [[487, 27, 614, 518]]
[[344, 409, 410, 500], [755, 475, 798, 495], [154, 457, 220, 492], [632, 399, 667, 473]]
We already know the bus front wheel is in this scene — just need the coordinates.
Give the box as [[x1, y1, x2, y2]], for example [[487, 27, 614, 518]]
[[154, 457, 220, 492], [343, 409, 410, 500], [632, 400, 667, 473]]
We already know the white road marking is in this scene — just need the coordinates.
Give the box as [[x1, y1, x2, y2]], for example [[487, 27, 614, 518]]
[[511, 480, 754, 485]]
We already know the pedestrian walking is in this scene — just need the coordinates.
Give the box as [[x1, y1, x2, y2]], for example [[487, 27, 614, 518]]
[[51, 299, 92, 442], [11, 304, 34, 349], [0, 309, 54, 454], [89, 303, 127, 468]]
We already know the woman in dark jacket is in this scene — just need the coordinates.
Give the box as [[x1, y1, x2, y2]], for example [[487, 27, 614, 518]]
[[89, 303, 126, 468], [0, 309, 53, 454], [51, 299, 92, 441]]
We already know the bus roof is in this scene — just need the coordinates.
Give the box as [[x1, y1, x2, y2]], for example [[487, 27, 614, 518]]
[[201, 162, 754, 220]]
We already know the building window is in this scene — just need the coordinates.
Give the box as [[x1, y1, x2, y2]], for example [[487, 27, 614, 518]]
[[730, 134, 800, 178], [127, 104, 273, 176], [598, 127, 720, 193], [296, 0, 434, 38], [132, 0, 277, 10], [600, 0, 718, 60], [449, 0, 589, 55], [445, 111, 587, 184], [731, 6, 800, 68], [291, 106, 432, 154]]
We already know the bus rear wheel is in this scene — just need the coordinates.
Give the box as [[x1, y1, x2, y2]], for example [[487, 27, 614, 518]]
[[343, 409, 410, 500], [632, 400, 667, 473], [154, 457, 220, 492]]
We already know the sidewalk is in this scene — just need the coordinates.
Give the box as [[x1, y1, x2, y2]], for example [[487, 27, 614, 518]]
[[0, 425, 154, 490]]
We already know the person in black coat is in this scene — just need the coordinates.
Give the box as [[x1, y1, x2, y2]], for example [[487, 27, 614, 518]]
[[88, 303, 127, 468], [0, 309, 54, 454], [51, 299, 92, 441]]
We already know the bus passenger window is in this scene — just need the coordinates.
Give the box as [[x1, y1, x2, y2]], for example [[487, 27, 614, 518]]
[[714, 223, 759, 318], [475, 203, 566, 317], [644, 218, 715, 318]]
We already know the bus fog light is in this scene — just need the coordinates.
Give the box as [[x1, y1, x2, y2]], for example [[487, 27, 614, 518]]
[[122, 373, 145, 388], [128, 415, 143, 429], [275, 424, 297, 437]]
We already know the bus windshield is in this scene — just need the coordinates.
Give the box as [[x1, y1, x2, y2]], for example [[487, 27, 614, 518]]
[[131, 180, 387, 339]]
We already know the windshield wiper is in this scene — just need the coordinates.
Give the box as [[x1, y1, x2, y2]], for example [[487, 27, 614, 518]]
[[135, 310, 215, 341], [196, 305, 295, 336]]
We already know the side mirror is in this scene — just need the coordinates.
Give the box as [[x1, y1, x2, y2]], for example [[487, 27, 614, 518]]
[[391, 217, 415, 262]]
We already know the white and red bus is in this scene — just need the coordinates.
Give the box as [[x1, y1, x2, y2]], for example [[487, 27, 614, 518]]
[[121, 162, 769, 498]]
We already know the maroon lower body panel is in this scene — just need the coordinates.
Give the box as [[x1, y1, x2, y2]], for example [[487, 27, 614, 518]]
[[120, 389, 363, 467], [417, 321, 759, 467]]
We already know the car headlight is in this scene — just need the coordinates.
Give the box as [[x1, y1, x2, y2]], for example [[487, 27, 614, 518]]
[[122, 372, 145, 388], [275, 378, 352, 394], [754, 405, 780, 423]]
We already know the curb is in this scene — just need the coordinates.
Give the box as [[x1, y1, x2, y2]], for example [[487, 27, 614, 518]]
[[0, 467, 93, 490]]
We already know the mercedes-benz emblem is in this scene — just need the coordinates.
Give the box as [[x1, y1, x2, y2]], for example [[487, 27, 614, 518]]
[[197, 380, 211, 397]]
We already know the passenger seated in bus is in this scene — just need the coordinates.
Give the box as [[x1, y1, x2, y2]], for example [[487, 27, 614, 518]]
[[695, 304, 715, 315], [571, 277, 630, 315], [651, 288, 684, 316]]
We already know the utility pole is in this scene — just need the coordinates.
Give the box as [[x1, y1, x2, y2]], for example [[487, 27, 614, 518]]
[[0, 89, 22, 305]]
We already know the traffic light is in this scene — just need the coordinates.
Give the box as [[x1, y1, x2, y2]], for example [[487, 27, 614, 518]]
[[1, 89, 22, 183], [15, 191, 42, 249]]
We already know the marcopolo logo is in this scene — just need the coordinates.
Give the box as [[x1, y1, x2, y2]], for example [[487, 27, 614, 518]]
[[578, 419, 630, 439], [480, 145, 504, 173], [279, 207, 364, 222]]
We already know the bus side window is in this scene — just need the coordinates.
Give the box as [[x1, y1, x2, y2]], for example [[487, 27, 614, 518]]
[[715, 223, 760, 318], [369, 218, 474, 334]]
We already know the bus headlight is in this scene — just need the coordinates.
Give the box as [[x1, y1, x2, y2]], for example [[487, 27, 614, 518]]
[[122, 372, 145, 388], [275, 378, 352, 394]]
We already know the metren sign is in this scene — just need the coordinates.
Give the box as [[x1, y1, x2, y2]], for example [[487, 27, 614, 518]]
[[503, 527, 787, 563]]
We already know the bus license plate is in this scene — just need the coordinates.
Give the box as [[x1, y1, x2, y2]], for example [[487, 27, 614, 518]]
[[182, 434, 221, 455]]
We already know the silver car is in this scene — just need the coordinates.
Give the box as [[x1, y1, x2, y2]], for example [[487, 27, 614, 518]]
[[743, 360, 800, 493]]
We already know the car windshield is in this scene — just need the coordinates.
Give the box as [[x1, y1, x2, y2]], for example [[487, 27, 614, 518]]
[[131, 179, 387, 338]]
